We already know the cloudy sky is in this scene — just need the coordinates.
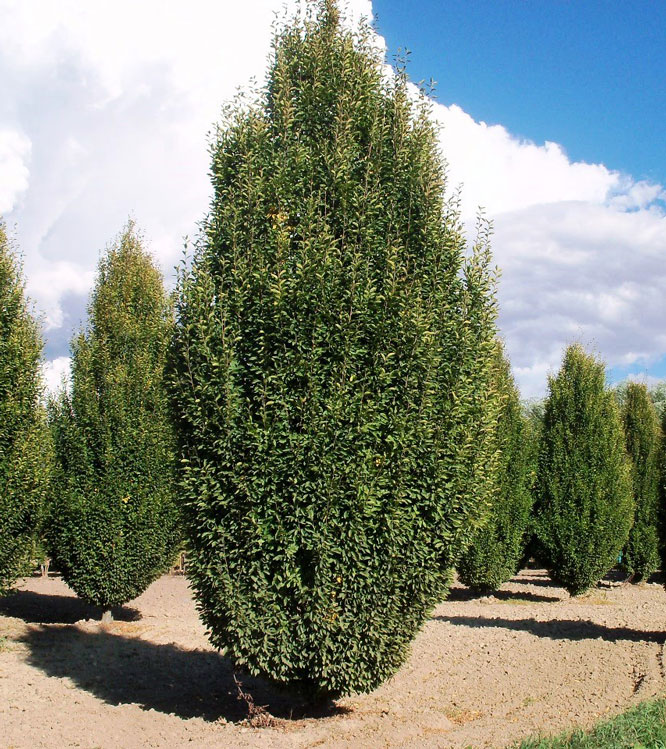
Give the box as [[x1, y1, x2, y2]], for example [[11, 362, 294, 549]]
[[1, 0, 664, 397]]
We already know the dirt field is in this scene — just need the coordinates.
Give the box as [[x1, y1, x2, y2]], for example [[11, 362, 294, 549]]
[[1, 569, 665, 749]]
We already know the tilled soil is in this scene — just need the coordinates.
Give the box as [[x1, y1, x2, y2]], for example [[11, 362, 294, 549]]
[[1, 569, 665, 748]]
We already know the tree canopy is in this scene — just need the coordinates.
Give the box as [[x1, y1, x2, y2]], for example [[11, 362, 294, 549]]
[[170, 0, 499, 695]]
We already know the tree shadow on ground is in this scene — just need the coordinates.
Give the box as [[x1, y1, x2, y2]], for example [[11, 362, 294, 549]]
[[447, 587, 560, 603], [22, 626, 346, 723], [434, 615, 666, 644], [492, 589, 561, 603], [511, 567, 666, 590], [600, 569, 666, 587], [601, 568, 631, 585], [510, 573, 558, 588], [0, 590, 140, 624], [446, 586, 489, 602]]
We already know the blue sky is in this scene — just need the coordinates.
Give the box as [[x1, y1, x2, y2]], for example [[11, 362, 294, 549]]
[[0, 0, 664, 397], [374, 0, 666, 186], [609, 357, 666, 388]]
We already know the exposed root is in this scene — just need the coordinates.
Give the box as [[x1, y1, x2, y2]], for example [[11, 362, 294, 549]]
[[233, 674, 276, 728]]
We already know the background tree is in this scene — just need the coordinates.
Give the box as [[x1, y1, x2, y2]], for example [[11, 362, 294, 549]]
[[620, 383, 661, 581], [170, 0, 499, 696], [535, 344, 633, 595], [0, 221, 52, 595], [457, 342, 534, 593], [48, 222, 179, 619], [652, 383, 666, 419], [614, 381, 666, 421], [516, 398, 545, 570]]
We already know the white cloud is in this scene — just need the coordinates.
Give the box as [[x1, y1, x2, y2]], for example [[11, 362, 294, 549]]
[[490, 200, 666, 396], [427, 100, 666, 397], [27, 262, 95, 330], [0, 128, 31, 214], [433, 104, 620, 218], [1, 0, 373, 354], [41, 356, 71, 395]]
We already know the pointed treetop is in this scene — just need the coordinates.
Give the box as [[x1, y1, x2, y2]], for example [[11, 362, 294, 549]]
[[321, 0, 341, 28]]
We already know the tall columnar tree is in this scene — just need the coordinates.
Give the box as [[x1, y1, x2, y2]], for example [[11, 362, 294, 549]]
[[48, 222, 180, 619], [535, 344, 633, 595], [0, 222, 52, 594], [621, 383, 661, 581], [457, 342, 535, 593], [170, 0, 498, 696]]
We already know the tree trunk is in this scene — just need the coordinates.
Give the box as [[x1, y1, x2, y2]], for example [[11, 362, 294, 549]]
[[40, 558, 50, 577]]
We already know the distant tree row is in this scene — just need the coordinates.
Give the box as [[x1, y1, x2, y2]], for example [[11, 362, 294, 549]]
[[614, 379, 666, 419], [457, 343, 664, 597]]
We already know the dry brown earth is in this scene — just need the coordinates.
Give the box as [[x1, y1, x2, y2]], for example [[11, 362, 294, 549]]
[[1, 569, 665, 748]]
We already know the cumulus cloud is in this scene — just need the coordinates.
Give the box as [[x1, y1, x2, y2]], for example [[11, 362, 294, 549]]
[[1, 0, 664, 398], [426, 102, 666, 397], [0, 0, 372, 346], [41, 356, 71, 396], [0, 128, 31, 214], [491, 199, 666, 397], [433, 104, 620, 217], [27, 261, 95, 330]]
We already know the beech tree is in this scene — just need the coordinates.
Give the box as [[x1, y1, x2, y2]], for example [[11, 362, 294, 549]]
[[170, 1, 498, 696], [621, 383, 661, 581], [0, 222, 52, 594], [535, 344, 633, 595], [48, 222, 180, 619]]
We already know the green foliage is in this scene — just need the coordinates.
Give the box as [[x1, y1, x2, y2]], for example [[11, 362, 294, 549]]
[[652, 382, 666, 419], [620, 383, 661, 580], [518, 697, 666, 748], [614, 380, 666, 421], [458, 343, 535, 592], [535, 345, 633, 595], [522, 398, 545, 438], [47, 222, 180, 610], [170, 0, 498, 696], [0, 222, 52, 595], [516, 398, 546, 570]]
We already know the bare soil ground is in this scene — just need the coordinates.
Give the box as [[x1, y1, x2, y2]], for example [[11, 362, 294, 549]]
[[1, 569, 665, 749]]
